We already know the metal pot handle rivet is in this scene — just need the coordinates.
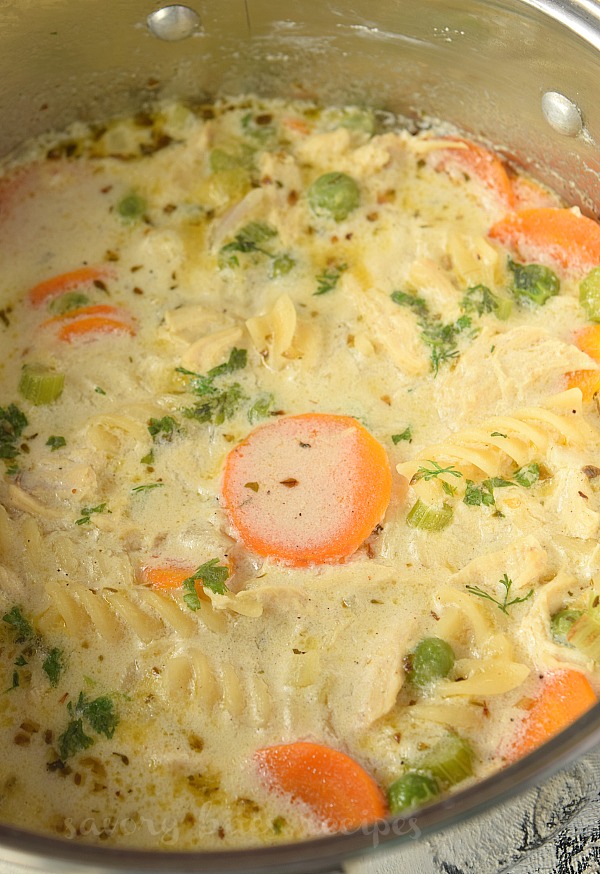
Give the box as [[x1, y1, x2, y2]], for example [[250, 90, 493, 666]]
[[541, 91, 584, 137], [147, 4, 201, 41]]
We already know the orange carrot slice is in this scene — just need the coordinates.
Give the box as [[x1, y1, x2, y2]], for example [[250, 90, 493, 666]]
[[489, 208, 600, 273], [58, 316, 135, 342], [28, 266, 113, 306], [564, 325, 600, 400], [40, 304, 126, 329], [221, 413, 392, 567], [282, 117, 311, 136], [509, 669, 597, 761], [430, 138, 515, 209], [565, 370, 600, 402], [255, 742, 387, 831], [139, 565, 197, 590], [512, 176, 562, 210], [571, 324, 600, 361]]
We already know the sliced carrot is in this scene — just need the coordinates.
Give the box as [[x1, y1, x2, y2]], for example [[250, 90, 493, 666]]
[[430, 138, 515, 209], [221, 413, 392, 567], [28, 266, 113, 306], [565, 370, 600, 402], [489, 208, 600, 273], [571, 324, 600, 361], [509, 669, 597, 761], [564, 325, 600, 400], [139, 565, 197, 590], [282, 117, 311, 136], [255, 742, 387, 831], [512, 176, 562, 210], [40, 304, 126, 329], [58, 316, 135, 342]]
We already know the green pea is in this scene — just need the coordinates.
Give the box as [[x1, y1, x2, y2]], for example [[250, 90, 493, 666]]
[[117, 192, 146, 222], [387, 772, 439, 814], [550, 608, 582, 644], [507, 258, 560, 306], [307, 172, 360, 221], [580, 267, 600, 322], [407, 637, 455, 687]]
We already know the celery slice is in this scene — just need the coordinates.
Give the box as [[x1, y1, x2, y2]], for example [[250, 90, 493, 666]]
[[19, 364, 65, 405], [579, 267, 600, 322], [567, 612, 600, 661], [494, 295, 513, 321], [418, 734, 474, 789], [550, 608, 582, 644], [406, 498, 453, 531]]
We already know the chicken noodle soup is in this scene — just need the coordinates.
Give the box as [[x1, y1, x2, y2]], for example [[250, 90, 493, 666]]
[[0, 97, 599, 848]]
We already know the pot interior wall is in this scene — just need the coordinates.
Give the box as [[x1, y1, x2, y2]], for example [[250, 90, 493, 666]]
[[0, 0, 600, 210]]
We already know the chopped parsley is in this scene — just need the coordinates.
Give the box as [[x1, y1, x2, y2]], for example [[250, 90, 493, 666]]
[[2, 606, 35, 641], [131, 482, 164, 493], [466, 574, 534, 615], [68, 692, 119, 739], [58, 692, 120, 759], [58, 718, 94, 760], [148, 415, 179, 442], [314, 263, 348, 296], [463, 463, 540, 507], [248, 392, 275, 424], [178, 348, 248, 426], [46, 435, 66, 451], [218, 222, 291, 275], [390, 292, 474, 375], [0, 403, 28, 460], [42, 648, 65, 687], [392, 427, 413, 444], [183, 559, 230, 609], [75, 503, 109, 525]]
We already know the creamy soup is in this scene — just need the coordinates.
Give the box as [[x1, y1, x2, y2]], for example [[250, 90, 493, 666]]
[[0, 97, 599, 849]]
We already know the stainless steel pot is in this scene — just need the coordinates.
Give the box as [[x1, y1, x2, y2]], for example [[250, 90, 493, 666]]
[[1, 1, 600, 871]]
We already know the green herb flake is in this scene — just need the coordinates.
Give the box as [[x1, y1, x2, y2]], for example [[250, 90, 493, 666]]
[[314, 263, 348, 296], [183, 558, 230, 608], [218, 222, 277, 269], [178, 350, 248, 426], [46, 435, 66, 451], [94, 386, 107, 395], [75, 503, 109, 526], [248, 392, 275, 424], [390, 291, 429, 318], [413, 461, 463, 483], [131, 482, 164, 493], [2, 606, 35, 641], [392, 427, 412, 444], [513, 462, 540, 488], [148, 415, 179, 442], [42, 648, 65, 687], [466, 573, 533, 615], [140, 450, 155, 465], [69, 693, 119, 739], [58, 718, 95, 760], [0, 404, 28, 460], [6, 670, 20, 692], [490, 431, 507, 438]]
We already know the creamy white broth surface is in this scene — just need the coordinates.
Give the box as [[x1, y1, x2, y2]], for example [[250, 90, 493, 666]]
[[0, 97, 600, 848]]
